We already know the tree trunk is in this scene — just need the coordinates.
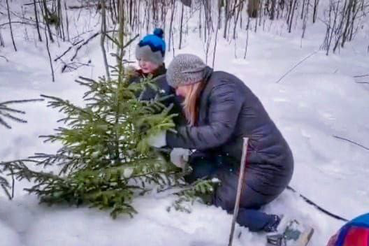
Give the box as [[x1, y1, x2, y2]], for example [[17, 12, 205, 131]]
[[178, 4, 184, 49], [41, 0, 55, 43], [313, 0, 319, 23], [33, 0, 43, 42], [43, 22, 55, 82], [6, 0, 17, 51], [0, 29, 5, 47], [248, 0, 260, 18], [270, 0, 276, 20], [212, 0, 222, 67], [288, 0, 298, 33], [100, 0, 110, 81], [223, 0, 229, 39], [168, 0, 175, 51]]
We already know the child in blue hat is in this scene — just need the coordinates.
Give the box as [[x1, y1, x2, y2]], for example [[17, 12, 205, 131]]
[[129, 28, 185, 124], [128, 28, 170, 100], [135, 28, 166, 71]]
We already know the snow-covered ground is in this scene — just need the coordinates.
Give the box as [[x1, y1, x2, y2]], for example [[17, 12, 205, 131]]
[[1, 1, 369, 245]]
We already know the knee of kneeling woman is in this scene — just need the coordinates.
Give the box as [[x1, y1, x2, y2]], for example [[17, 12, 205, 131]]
[[211, 185, 237, 212], [212, 193, 235, 213]]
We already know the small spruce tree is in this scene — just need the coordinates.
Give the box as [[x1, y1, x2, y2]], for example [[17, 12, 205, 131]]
[[8, 63, 182, 218]]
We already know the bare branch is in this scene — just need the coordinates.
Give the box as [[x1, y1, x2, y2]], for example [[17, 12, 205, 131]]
[[333, 135, 369, 151], [276, 50, 319, 83], [354, 74, 369, 78], [71, 32, 99, 61], [0, 55, 9, 62]]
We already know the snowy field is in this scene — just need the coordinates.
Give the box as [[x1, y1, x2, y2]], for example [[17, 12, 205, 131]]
[[1, 1, 369, 246]]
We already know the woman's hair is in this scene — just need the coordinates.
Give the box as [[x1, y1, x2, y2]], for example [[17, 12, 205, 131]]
[[182, 81, 205, 126]]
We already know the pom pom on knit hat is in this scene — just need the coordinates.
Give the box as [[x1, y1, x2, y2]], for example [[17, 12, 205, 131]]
[[135, 28, 166, 65], [153, 28, 164, 39]]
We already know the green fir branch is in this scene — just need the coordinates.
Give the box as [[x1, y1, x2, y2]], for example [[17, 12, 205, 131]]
[[168, 178, 220, 213], [0, 99, 44, 129]]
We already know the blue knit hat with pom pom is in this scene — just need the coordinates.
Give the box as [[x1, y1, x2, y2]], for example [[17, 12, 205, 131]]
[[135, 28, 166, 65]]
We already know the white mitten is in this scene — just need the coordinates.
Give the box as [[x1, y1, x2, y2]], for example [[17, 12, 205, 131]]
[[147, 131, 167, 148], [170, 148, 191, 169]]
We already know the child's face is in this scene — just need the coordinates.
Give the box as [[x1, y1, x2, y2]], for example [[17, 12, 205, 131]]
[[138, 59, 159, 74]]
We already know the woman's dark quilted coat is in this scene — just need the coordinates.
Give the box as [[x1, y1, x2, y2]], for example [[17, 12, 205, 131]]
[[166, 67, 294, 196]]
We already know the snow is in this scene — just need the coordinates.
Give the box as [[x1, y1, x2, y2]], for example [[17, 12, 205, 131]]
[[1, 1, 369, 246]]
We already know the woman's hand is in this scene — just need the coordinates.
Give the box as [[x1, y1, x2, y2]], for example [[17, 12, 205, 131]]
[[170, 148, 191, 169]]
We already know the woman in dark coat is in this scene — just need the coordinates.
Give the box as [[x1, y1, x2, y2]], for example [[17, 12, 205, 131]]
[[149, 54, 294, 232]]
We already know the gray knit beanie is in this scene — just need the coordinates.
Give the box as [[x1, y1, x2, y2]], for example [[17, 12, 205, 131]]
[[166, 54, 207, 88]]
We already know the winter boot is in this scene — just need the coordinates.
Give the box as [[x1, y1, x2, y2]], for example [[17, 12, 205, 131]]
[[266, 218, 314, 246]]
